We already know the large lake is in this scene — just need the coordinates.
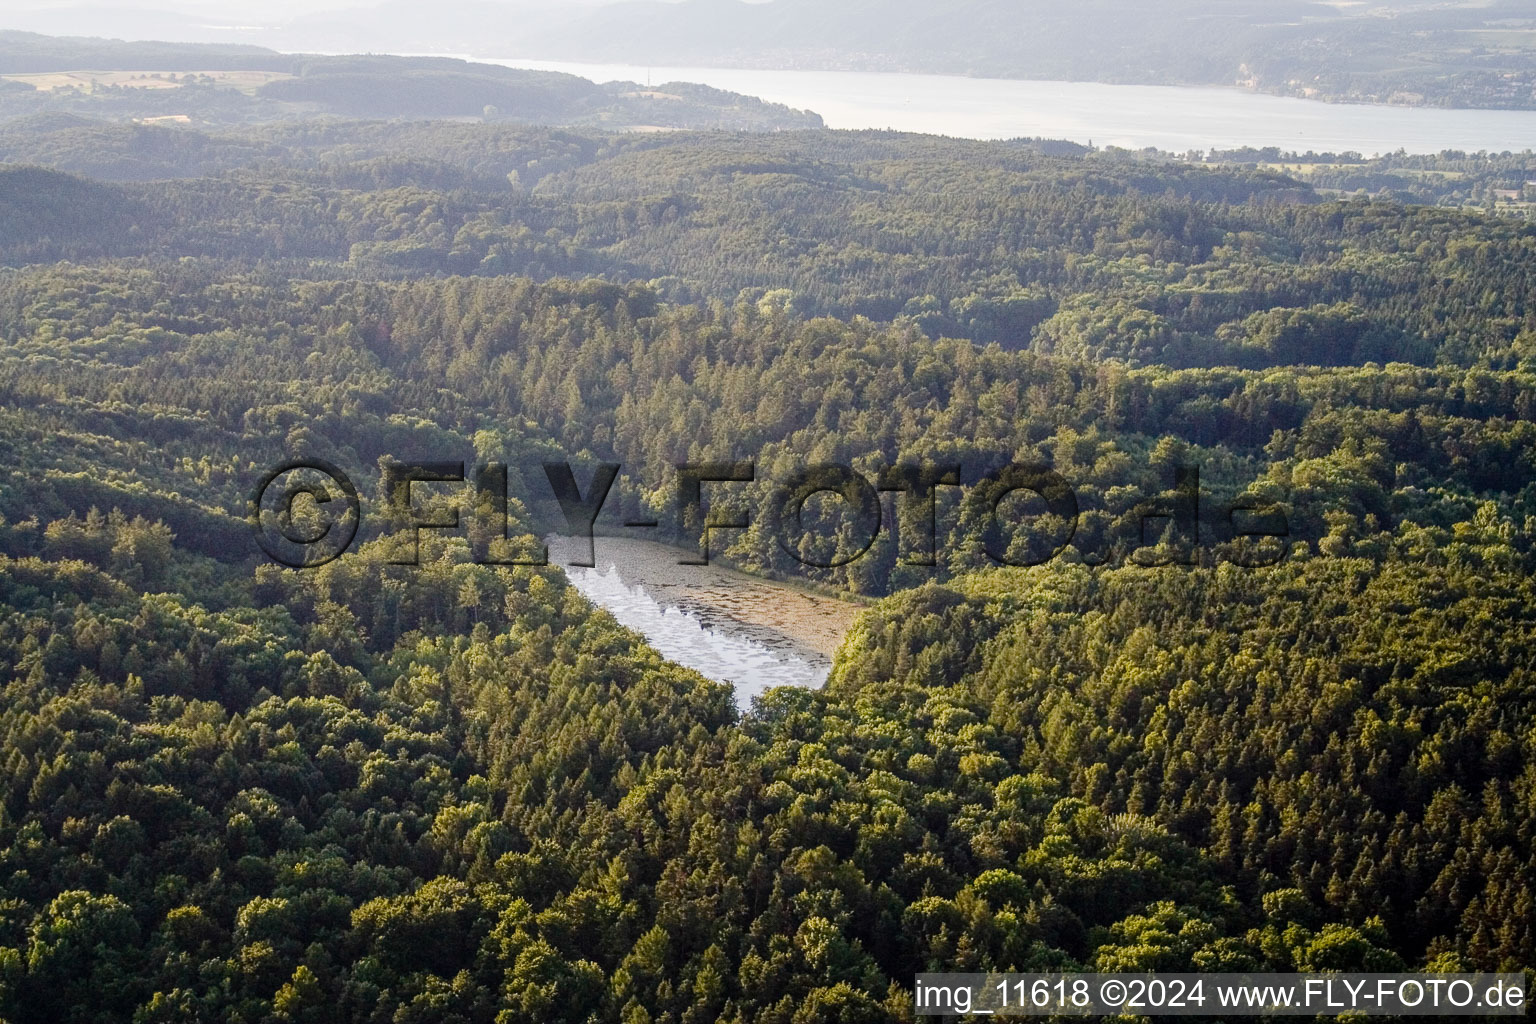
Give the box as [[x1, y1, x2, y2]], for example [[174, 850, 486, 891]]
[[476, 57, 1536, 155]]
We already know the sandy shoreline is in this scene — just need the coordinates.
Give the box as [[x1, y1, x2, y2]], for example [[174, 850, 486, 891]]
[[548, 535, 862, 661]]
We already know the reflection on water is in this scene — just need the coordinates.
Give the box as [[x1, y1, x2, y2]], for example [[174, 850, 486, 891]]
[[565, 563, 830, 711]]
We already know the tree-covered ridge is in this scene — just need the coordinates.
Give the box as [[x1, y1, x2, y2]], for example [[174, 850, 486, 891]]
[[4, 126, 1536, 372], [3, 264, 1531, 591]]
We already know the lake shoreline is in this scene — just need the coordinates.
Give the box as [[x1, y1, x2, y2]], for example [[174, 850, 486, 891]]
[[433, 52, 1530, 115], [400, 53, 1536, 154], [550, 535, 864, 662]]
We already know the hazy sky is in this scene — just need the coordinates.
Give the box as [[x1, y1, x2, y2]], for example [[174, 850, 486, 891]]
[[12, 0, 374, 17], [3, 0, 643, 29], [7, 0, 636, 13]]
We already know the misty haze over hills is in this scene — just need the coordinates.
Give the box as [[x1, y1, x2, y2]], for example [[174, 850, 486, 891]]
[[3, 0, 1536, 108]]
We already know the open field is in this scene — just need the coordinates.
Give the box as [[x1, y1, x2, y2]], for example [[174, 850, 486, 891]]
[[1455, 28, 1536, 50], [620, 89, 685, 101], [1258, 162, 1362, 174], [0, 69, 292, 94], [1258, 162, 1470, 181]]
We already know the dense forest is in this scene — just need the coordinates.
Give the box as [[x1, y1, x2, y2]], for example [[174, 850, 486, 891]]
[[0, 113, 1532, 1022]]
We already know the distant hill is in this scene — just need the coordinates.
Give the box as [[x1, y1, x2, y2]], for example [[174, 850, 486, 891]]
[[0, 164, 144, 260], [258, 56, 609, 119], [0, 30, 292, 74], [0, 113, 282, 180], [0, 35, 823, 131]]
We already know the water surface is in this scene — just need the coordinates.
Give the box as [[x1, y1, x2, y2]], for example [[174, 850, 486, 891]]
[[474, 57, 1536, 155], [551, 536, 860, 711]]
